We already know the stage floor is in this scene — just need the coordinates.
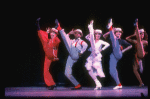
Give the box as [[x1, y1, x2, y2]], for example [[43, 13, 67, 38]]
[[5, 86, 148, 98]]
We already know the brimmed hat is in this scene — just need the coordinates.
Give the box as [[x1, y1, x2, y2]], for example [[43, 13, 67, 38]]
[[139, 29, 146, 33], [74, 29, 83, 37], [51, 28, 58, 35], [114, 27, 123, 33], [94, 29, 103, 35]]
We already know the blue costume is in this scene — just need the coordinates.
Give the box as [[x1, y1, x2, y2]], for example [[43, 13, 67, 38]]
[[109, 31, 131, 85]]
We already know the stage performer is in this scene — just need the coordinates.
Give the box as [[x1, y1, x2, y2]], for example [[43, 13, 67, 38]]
[[85, 20, 110, 90], [126, 19, 148, 87], [55, 19, 88, 90], [103, 18, 132, 89], [36, 18, 61, 90]]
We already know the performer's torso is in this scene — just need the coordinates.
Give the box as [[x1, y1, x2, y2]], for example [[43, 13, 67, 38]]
[[71, 38, 83, 52], [44, 37, 60, 59]]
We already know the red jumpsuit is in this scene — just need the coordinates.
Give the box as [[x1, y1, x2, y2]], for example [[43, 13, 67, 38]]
[[38, 30, 60, 86]]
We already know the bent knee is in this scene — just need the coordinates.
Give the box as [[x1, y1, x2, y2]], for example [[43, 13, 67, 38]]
[[133, 67, 138, 73], [93, 62, 101, 69], [85, 63, 92, 70], [64, 72, 71, 78], [137, 54, 145, 59]]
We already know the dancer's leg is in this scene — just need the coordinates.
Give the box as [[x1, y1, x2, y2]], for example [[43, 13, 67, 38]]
[[38, 30, 48, 49], [135, 29, 145, 59], [55, 20, 72, 55], [85, 60, 98, 83], [109, 53, 120, 85], [93, 61, 105, 78], [109, 31, 122, 60], [88, 69, 102, 89], [133, 59, 143, 86], [139, 59, 143, 73], [43, 56, 55, 86], [59, 30, 71, 53], [64, 56, 79, 86], [59, 30, 79, 60]]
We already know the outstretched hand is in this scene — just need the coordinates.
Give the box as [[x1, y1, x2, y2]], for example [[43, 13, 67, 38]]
[[46, 27, 51, 33], [68, 28, 74, 35]]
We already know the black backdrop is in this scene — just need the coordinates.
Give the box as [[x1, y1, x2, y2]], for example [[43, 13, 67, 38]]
[[6, 1, 149, 87]]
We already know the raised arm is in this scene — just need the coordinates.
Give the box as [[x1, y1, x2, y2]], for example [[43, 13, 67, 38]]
[[103, 31, 110, 39], [85, 34, 90, 41], [125, 32, 137, 44]]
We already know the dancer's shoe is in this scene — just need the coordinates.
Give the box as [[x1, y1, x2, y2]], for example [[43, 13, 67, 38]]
[[139, 83, 144, 87], [107, 18, 113, 30], [94, 86, 101, 90], [47, 85, 56, 90], [113, 83, 122, 90], [71, 84, 82, 90]]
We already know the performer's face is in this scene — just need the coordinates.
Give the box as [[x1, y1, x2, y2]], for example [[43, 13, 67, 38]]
[[95, 33, 101, 40], [115, 31, 122, 39], [140, 32, 144, 40], [74, 32, 81, 39], [50, 32, 57, 39]]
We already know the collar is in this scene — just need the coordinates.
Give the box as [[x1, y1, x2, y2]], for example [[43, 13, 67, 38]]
[[74, 38, 81, 41], [117, 37, 121, 40]]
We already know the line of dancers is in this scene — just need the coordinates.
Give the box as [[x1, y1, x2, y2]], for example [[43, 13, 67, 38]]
[[35, 18, 148, 90]]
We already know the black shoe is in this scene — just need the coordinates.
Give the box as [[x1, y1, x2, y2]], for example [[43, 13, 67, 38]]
[[35, 17, 41, 30], [55, 19, 59, 29], [47, 85, 56, 90]]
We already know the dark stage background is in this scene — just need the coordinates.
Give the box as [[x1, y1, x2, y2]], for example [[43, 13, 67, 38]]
[[6, 2, 148, 87]]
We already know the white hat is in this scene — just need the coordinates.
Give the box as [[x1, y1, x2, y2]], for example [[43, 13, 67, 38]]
[[139, 29, 145, 33], [51, 28, 58, 35], [74, 29, 83, 37], [114, 27, 123, 33], [94, 29, 102, 34]]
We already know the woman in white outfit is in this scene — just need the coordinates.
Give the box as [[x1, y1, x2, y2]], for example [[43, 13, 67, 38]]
[[85, 20, 110, 90]]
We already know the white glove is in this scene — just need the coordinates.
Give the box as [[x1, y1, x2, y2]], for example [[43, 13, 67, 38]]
[[46, 27, 51, 33]]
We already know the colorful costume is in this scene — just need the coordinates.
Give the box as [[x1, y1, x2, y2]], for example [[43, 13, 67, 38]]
[[85, 27, 110, 89], [59, 29, 88, 88], [107, 19, 131, 89], [38, 29, 60, 87]]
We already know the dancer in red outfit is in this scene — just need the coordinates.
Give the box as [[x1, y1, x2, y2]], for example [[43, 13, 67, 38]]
[[36, 18, 60, 90]]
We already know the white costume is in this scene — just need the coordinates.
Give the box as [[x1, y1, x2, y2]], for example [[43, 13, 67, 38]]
[[59, 29, 88, 86], [85, 21, 110, 90], [85, 33, 110, 77]]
